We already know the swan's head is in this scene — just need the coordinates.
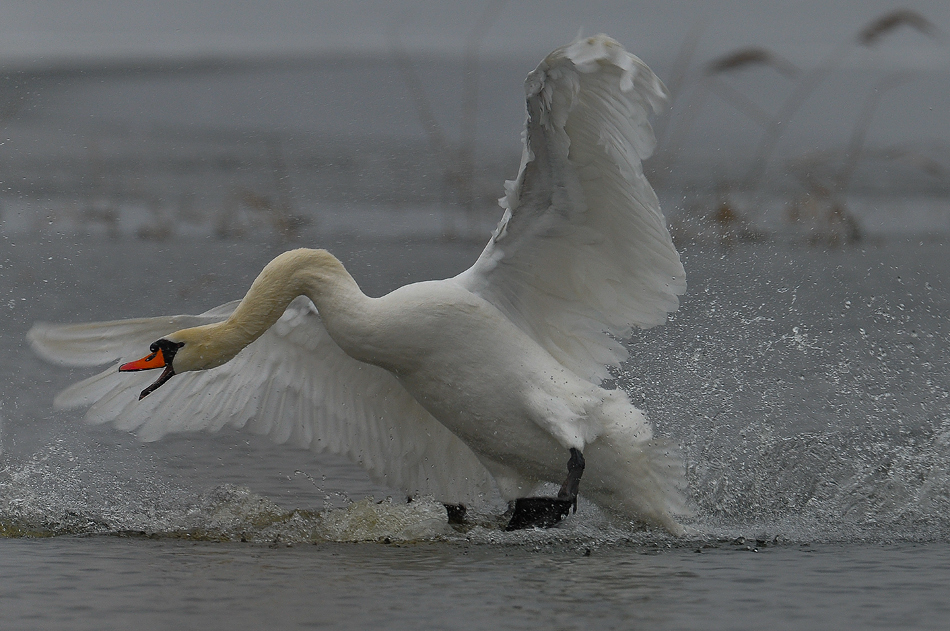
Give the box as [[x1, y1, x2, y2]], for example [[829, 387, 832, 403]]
[[119, 338, 185, 400], [118, 324, 227, 400]]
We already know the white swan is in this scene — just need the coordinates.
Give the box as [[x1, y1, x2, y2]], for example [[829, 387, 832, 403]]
[[28, 35, 688, 533]]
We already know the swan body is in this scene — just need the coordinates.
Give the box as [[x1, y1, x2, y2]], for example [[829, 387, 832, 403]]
[[28, 35, 689, 533]]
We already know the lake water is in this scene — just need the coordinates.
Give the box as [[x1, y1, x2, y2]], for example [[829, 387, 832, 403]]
[[1, 537, 949, 631], [2, 232, 949, 629]]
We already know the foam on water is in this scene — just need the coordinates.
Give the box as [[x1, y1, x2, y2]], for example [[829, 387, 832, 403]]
[[0, 439, 614, 544], [0, 437, 472, 543]]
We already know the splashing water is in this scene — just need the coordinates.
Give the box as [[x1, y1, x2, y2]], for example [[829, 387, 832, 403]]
[[625, 241, 950, 543], [8, 425, 946, 545], [680, 420, 950, 542], [3, 240, 948, 545], [0, 439, 651, 545]]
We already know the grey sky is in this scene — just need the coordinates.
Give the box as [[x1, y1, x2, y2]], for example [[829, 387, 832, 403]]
[[1, 1, 947, 69]]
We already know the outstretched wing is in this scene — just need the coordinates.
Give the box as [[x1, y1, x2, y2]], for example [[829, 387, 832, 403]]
[[28, 298, 495, 505], [456, 35, 685, 383]]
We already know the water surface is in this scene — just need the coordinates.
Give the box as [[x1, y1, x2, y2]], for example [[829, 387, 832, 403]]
[[2, 235, 948, 629]]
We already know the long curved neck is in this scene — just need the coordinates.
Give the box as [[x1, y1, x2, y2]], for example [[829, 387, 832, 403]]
[[183, 249, 374, 369], [233, 247, 367, 337]]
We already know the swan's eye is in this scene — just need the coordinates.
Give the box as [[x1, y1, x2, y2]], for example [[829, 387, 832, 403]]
[[149, 339, 185, 355]]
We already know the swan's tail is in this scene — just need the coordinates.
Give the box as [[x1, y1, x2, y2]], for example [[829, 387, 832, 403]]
[[584, 392, 691, 535]]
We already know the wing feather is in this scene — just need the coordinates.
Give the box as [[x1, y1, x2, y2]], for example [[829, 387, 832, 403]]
[[457, 34, 685, 383], [27, 297, 494, 505], [28, 301, 242, 367]]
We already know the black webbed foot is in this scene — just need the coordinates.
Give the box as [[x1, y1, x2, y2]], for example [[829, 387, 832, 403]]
[[505, 497, 573, 531], [504, 448, 585, 531], [443, 503, 467, 525]]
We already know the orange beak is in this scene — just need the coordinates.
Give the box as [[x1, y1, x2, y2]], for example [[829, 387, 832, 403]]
[[119, 351, 166, 372], [118, 339, 183, 400]]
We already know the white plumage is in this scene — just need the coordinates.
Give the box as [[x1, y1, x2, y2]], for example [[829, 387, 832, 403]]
[[28, 35, 688, 532]]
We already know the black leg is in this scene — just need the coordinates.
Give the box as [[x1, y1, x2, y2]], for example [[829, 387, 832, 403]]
[[557, 448, 585, 513], [505, 449, 585, 531]]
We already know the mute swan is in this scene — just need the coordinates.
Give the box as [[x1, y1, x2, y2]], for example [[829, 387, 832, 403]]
[[28, 35, 688, 533]]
